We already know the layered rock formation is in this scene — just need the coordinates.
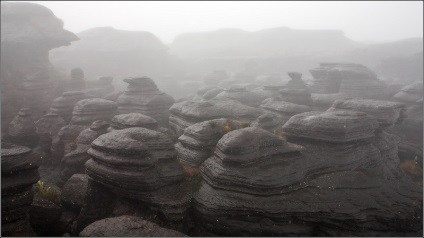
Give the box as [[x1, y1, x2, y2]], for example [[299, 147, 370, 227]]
[[35, 112, 66, 154], [251, 113, 284, 133], [176, 118, 244, 168], [194, 128, 311, 236], [169, 98, 264, 137], [109, 113, 159, 131], [260, 97, 311, 124], [60, 120, 109, 182], [1, 1, 78, 131], [116, 77, 175, 126], [309, 63, 388, 99], [393, 81, 423, 103], [1, 142, 42, 236], [196, 86, 223, 100], [285, 72, 308, 90], [281, 109, 422, 236], [84, 128, 191, 222], [330, 99, 407, 129], [70, 98, 117, 126], [214, 85, 263, 107], [49, 91, 87, 123], [8, 108, 39, 148], [193, 111, 421, 236], [309, 63, 342, 93]]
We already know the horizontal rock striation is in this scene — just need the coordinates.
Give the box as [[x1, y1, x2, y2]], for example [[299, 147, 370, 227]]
[[85, 128, 191, 221], [175, 118, 244, 168], [70, 98, 117, 126], [49, 91, 88, 123], [1, 143, 42, 235], [8, 108, 39, 148], [260, 97, 311, 124], [60, 120, 109, 182], [330, 98, 407, 129], [169, 98, 264, 137]]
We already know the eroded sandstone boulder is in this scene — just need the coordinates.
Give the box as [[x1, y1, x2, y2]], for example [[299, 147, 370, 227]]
[[214, 85, 263, 107], [60, 120, 109, 182], [8, 108, 39, 148], [169, 98, 264, 137], [1, 142, 42, 236], [49, 91, 88, 123], [70, 98, 117, 126], [85, 128, 191, 222]]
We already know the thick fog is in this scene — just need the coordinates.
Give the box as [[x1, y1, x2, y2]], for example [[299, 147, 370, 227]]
[[1, 1, 423, 237], [18, 1, 424, 43]]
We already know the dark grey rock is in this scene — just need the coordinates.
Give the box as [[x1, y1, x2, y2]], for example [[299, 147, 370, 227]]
[[8, 108, 39, 148], [61, 174, 89, 211], [169, 98, 264, 137], [80, 215, 187, 237], [1, 143, 41, 234], [85, 128, 191, 222], [50, 91, 88, 123]]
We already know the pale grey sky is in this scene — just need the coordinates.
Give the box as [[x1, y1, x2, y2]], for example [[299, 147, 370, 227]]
[[17, 1, 424, 44]]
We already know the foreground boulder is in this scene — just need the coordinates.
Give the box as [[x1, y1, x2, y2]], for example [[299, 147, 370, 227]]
[[1, 142, 42, 236], [80, 215, 186, 237], [81, 128, 191, 227]]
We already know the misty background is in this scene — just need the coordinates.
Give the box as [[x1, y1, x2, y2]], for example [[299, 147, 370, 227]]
[[16, 1, 424, 99]]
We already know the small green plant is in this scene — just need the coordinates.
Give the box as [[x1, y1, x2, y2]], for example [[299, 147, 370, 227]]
[[36, 181, 61, 205], [223, 122, 231, 133]]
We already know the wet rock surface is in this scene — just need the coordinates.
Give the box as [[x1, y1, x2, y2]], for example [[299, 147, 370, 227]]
[[8, 108, 39, 148], [109, 113, 159, 131], [330, 98, 407, 128], [49, 91, 88, 123], [1, 143, 42, 236], [70, 98, 117, 126], [214, 85, 263, 107], [60, 120, 109, 182], [80, 215, 187, 237], [169, 98, 264, 137], [176, 118, 245, 168], [116, 77, 175, 126], [61, 174, 89, 211], [191, 115, 422, 236], [85, 128, 191, 222], [261, 96, 311, 124]]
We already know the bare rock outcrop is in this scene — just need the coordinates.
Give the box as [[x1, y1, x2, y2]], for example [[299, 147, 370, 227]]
[[49, 91, 88, 123], [1, 142, 42, 236], [84, 128, 191, 222]]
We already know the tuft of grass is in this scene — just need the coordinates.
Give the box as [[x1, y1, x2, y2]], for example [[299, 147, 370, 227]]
[[223, 122, 231, 134], [36, 181, 61, 205]]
